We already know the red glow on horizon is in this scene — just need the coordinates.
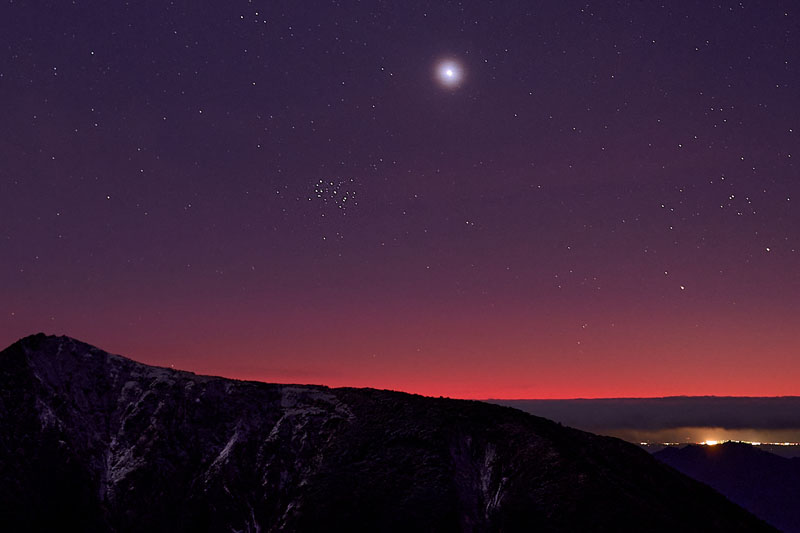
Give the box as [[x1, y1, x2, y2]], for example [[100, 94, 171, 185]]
[[3, 273, 798, 401], [58, 308, 797, 401]]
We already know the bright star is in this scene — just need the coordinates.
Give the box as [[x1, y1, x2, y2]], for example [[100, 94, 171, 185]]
[[435, 59, 464, 88]]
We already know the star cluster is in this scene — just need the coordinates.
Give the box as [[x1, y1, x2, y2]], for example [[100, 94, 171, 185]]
[[310, 178, 359, 215]]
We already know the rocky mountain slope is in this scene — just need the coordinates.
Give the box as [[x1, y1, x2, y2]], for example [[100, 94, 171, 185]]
[[656, 442, 800, 532], [0, 334, 774, 532]]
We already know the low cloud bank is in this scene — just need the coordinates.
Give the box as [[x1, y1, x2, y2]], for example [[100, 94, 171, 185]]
[[490, 397, 800, 430]]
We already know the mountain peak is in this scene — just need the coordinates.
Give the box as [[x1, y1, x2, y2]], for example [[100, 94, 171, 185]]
[[12, 332, 93, 356], [8, 332, 117, 368], [17, 332, 67, 344]]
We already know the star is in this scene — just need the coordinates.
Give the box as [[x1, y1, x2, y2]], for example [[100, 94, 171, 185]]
[[435, 59, 464, 88]]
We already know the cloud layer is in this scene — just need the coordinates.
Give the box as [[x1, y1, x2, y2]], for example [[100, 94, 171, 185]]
[[492, 397, 800, 430]]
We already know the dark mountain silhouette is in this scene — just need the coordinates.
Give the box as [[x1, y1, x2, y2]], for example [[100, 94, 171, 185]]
[[656, 442, 800, 533], [0, 334, 774, 532]]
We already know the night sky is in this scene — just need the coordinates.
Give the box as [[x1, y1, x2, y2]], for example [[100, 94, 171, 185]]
[[2, 1, 798, 399]]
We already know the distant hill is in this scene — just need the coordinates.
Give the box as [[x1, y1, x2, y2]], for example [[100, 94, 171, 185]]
[[0, 334, 774, 532], [656, 442, 800, 533]]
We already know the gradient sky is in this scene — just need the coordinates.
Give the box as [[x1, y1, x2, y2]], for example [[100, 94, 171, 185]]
[[1, 1, 798, 399]]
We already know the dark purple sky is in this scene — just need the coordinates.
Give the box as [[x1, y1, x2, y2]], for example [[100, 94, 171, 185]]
[[1, 1, 798, 398]]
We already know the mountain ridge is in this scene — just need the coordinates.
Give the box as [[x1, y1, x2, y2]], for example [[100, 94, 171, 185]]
[[0, 333, 774, 532], [656, 442, 800, 532]]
